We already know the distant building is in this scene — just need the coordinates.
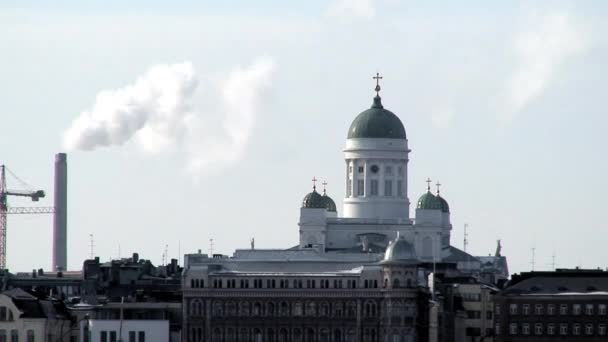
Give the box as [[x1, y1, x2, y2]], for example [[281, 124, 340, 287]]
[[80, 319, 169, 342], [494, 268, 608, 341], [0, 288, 72, 342]]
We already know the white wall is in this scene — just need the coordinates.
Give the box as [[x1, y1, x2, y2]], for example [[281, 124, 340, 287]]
[[82, 320, 169, 342]]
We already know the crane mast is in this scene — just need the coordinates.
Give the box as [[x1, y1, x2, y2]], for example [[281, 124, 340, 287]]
[[0, 165, 52, 270]]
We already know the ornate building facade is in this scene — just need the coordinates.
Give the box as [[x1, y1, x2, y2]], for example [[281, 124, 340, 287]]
[[182, 77, 509, 342]]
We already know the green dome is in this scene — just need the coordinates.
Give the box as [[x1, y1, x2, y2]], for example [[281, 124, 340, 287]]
[[347, 96, 406, 140], [322, 192, 337, 212], [416, 191, 443, 210], [436, 194, 450, 213], [302, 189, 326, 209]]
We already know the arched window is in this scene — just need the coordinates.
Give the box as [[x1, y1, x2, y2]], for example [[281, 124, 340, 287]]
[[393, 278, 400, 288], [191, 279, 195, 288], [253, 302, 262, 316], [266, 302, 275, 316]]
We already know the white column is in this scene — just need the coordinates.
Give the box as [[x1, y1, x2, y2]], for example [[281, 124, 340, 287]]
[[352, 159, 359, 197]]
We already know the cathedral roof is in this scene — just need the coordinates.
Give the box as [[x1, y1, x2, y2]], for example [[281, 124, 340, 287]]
[[321, 192, 337, 212], [416, 191, 443, 210], [383, 235, 418, 263], [436, 194, 450, 213], [302, 188, 326, 209], [347, 96, 406, 140]]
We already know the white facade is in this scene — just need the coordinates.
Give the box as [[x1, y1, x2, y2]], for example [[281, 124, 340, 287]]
[[81, 320, 169, 342], [0, 291, 71, 342], [343, 137, 410, 220]]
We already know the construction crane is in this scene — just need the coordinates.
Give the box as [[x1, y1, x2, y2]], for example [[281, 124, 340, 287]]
[[0, 165, 54, 270]]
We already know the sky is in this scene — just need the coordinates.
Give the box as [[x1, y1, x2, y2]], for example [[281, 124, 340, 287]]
[[1, 0, 607, 275]]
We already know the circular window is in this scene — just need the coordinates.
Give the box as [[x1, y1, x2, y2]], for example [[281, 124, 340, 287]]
[[370, 165, 379, 173]]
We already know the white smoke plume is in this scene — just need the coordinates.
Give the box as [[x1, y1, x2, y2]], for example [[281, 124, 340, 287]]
[[186, 58, 276, 173], [63, 62, 197, 152], [63, 58, 275, 172], [502, 12, 586, 122]]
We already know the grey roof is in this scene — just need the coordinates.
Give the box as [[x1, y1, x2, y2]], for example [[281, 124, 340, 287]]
[[442, 246, 479, 263], [2, 288, 70, 319], [500, 270, 608, 295], [302, 189, 325, 209]]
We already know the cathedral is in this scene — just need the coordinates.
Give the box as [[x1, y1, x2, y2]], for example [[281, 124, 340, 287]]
[[182, 76, 509, 342]]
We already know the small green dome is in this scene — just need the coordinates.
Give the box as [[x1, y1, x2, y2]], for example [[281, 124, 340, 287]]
[[347, 96, 406, 140], [302, 189, 326, 209], [322, 192, 337, 212], [416, 191, 443, 210], [436, 194, 450, 213]]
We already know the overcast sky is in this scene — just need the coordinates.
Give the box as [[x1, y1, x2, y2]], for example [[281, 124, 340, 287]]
[[1, 0, 606, 275]]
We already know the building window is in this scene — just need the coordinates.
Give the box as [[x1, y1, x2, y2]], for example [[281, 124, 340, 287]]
[[534, 324, 543, 335], [0, 307, 6, 321], [600, 304, 607, 315], [138, 331, 145, 342], [547, 304, 555, 315], [100, 332, 108, 342], [585, 324, 593, 335], [534, 304, 543, 315], [110, 331, 117, 342], [509, 304, 518, 315], [509, 323, 517, 335], [573, 324, 581, 335], [466, 311, 481, 319], [384, 180, 392, 196], [397, 166, 403, 175], [495, 323, 501, 336], [397, 180, 403, 197], [26, 331, 34, 342], [0, 330, 6, 342], [385, 166, 392, 175], [486, 310, 492, 320], [573, 304, 581, 315], [129, 332, 136, 342], [9, 330, 17, 342], [560, 304, 568, 315], [357, 180, 364, 196], [522, 304, 530, 315], [370, 180, 378, 196], [547, 323, 555, 335], [522, 323, 530, 335], [585, 304, 594, 315], [495, 304, 501, 315], [463, 293, 481, 302], [559, 324, 568, 335], [358, 166, 364, 173], [599, 324, 606, 335]]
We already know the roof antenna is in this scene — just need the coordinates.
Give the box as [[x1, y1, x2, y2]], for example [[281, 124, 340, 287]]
[[463, 223, 469, 252], [89, 234, 95, 260]]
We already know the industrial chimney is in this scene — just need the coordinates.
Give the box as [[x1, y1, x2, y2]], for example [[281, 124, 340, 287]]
[[52, 153, 67, 271]]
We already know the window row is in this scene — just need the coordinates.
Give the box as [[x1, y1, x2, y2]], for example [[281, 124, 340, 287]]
[[503, 303, 608, 316], [99, 331, 146, 342], [0, 330, 24, 342], [189, 300, 385, 319], [347, 179, 405, 198], [191, 278, 364, 289], [349, 164, 404, 177], [502, 322, 607, 336]]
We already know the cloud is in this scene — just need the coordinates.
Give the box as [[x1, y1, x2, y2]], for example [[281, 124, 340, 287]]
[[501, 12, 587, 122], [186, 58, 276, 173], [63, 58, 275, 173], [327, 0, 376, 18]]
